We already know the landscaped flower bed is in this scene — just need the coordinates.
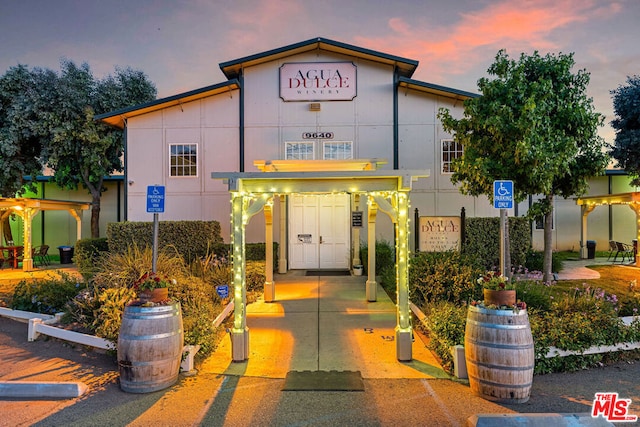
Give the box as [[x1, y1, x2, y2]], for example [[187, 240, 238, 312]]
[[415, 261, 640, 375], [5, 246, 265, 365]]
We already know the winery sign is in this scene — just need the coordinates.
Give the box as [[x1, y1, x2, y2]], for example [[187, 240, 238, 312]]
[[419, 216, 461, 252], [280, 62, 357, 101]]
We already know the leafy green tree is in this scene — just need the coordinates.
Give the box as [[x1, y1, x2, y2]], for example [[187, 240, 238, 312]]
[[438, 50, 608, 282], [0, 65, 48, 197], [38, 60, 156, 237], [0, 65, 56, 243], [610, 75, 640, 185]]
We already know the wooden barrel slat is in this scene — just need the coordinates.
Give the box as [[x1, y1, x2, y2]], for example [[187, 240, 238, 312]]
[[464, 305, 534, 404], [118, 302, 184, 393]]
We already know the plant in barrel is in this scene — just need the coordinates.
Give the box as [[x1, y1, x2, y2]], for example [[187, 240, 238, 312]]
[[132, 272, 174, 304]]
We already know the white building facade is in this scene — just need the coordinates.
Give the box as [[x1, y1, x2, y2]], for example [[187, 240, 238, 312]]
[[97, 37, 638, 268]]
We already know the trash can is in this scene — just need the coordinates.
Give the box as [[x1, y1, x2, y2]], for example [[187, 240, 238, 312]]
[[353, 265, 363, 276], [586, 240, 596, 259], [58, 246, 74, 264]]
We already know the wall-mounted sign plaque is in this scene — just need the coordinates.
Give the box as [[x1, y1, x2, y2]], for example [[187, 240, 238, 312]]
[[280, 62, 357, 101]]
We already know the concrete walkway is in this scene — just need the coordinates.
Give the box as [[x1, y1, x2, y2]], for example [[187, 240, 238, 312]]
[[201, 270, 447, 379], [554, 256, 632, 280]]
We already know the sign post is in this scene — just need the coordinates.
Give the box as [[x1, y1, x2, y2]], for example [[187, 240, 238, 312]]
[[494, 181, 514, 277], [146, 185, 165, 273]]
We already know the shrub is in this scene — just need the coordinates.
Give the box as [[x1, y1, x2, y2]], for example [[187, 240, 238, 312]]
[[463, 217, 530, 270], [420, 301, 467, 373], [91, 245, 186, 289], [526, 284, 632, 374], [171, 275, 222, 358], [11, 272, 86, 314], [379, 265, 397, 302], [64, 286, 137, 342], [514, 279, 553, 311], [75, 237, 110, 280], [107, 220, 223, 263], [245, 261, 267, 293], [524, 249, 563, 274], [360, 240, 395, 275], [409, 251, 483, 307]]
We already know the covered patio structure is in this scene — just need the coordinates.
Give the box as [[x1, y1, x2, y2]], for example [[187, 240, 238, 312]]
[[576, 192, 640, 261], [0, 198, 90, 271], [212, 159, 429, 362]]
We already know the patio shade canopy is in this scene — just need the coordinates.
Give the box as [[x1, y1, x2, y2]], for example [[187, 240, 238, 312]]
[[212, 159, 430, 362], [576, 192, 640, 259], [0, 198, 91, 271]]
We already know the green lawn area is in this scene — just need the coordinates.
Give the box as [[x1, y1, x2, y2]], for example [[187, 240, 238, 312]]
[[551, 251, 640, 315]]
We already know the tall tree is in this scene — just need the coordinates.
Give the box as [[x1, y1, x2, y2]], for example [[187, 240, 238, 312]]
[[438, 50, 609, 282], [0, 66, 55, 243], [40, 60, 157, 237], [0, 65, 48, 197], [610, 75, 640, 185]]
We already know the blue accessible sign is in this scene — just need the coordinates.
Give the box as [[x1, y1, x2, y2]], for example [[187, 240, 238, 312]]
[[493, 180, 514, 209], [216, 285, 229, 299], [146, 185, 165, 213]]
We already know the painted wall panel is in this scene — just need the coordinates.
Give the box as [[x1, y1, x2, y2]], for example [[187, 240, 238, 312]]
[[203, 94, 239, 127], [127, 112, 162, 129], [164, 102, 201, 127], [127, 128, 165, 188]]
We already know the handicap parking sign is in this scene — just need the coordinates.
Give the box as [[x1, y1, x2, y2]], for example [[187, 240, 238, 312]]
[[493, 180, 514, 209], [146, 185, 165, 213]]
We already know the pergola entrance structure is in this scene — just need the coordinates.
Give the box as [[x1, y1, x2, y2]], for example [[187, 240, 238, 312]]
[[212, 160, 429, 362], [0, 198, 90, 271], [576, 192, 640, 260]]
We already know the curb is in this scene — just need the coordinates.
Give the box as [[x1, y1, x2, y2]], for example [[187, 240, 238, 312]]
[[468, 413, 614, 426], [0, 381, 87, 399]]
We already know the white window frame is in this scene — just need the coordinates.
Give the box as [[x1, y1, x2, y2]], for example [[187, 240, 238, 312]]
[[169, 143, 198, 177], [285, 142, 315, 160], [323, 141, 353, 160], [441, 139, 463, 174]]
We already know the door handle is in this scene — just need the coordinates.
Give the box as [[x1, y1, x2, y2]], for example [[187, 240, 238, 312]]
[[320, 236, 323, 244]]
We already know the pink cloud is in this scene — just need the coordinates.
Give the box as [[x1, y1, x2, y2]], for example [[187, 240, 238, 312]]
[[356, 0, 621, 83]]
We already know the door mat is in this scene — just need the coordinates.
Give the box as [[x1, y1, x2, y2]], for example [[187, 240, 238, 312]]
[[305, 270, 351, 276], [282, 370, 364, 391]]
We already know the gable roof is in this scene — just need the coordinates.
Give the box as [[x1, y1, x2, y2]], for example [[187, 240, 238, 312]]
[[96, 38, 478, 129], [219, 37, 419, 79], [95, 80, 240, 129], [398, 77, 479, 101]]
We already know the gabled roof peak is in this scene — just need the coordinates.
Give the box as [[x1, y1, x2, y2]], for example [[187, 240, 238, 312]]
[[219, 37, 419, 79]]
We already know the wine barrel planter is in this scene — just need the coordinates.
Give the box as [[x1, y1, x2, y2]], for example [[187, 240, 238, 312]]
[[464, 304, 534, 404], [118, 302, 184, 393]]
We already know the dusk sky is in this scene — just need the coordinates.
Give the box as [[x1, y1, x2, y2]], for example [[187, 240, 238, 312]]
[[1, 0, 638, 143]]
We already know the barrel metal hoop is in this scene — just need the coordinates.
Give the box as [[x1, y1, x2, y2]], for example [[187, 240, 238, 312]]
[[124, 312, 179, 320], [468, 305, 528, 316], [119, 330, 183, 340], [467, 374, 533, 389], [466, 319, 530, 330], [119, 359, 179, 367], [466, 337, 534, 350], [469, 359, 535, 371]]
